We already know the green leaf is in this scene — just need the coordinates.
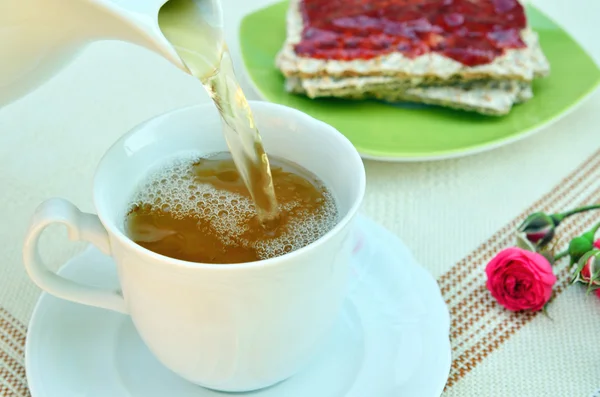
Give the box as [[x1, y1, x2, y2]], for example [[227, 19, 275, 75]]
[[516, 232, 536, 252]]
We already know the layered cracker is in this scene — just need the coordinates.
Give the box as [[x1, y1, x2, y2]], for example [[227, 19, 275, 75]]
[[286, 77, 533, 116], [276, 0, 550, 84]]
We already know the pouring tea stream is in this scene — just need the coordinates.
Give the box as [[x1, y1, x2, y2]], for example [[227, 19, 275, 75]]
[[1, 0, 280, 225]]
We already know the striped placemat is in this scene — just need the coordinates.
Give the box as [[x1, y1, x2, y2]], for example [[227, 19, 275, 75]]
[[0, 308, 28, 396], [1, 149, 599, 396], [441, 147, 600, 395]]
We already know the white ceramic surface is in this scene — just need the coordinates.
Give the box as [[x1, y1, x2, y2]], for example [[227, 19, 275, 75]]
[[22, 102, 366, 392], [0, 0, 192, 106], [26, 215, 451, 397]]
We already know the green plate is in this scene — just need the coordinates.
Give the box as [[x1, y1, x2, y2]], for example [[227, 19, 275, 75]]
[[239, 2, 600, 161]]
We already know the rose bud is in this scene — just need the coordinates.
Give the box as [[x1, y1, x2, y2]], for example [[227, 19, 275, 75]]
[[485, 247, 557, 312], [594, 239, 600, 250], [573, 250, 600, 291], [580, 256, 600, 285], [517, 212, 558, 246], [568, 236, 594, 264]]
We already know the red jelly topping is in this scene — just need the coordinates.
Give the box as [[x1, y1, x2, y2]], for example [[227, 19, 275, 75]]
[[294, 0, 527, 66]]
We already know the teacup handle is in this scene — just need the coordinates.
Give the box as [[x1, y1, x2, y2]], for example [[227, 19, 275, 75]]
[[23, 198, 127, 314]]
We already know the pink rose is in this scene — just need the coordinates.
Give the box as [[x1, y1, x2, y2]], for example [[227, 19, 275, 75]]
[[594, 240, 600, 250], [485, 247, 557, 311]]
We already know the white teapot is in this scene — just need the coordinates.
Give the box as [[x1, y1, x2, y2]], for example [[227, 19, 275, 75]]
[[0, 0, 222, 105]]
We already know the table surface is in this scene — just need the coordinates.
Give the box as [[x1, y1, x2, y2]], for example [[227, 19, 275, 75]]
[[0, 0, 599, 396]]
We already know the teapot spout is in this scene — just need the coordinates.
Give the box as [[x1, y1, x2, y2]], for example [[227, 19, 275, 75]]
[[0, 0, 189, 106], [0, 0, 224, 106], [93, 0, 188, 73]]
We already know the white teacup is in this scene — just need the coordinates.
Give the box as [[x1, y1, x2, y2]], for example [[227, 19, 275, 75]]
[[23, 102, 366, 392]]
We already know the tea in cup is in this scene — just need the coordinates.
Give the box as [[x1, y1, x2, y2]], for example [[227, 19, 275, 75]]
[[23, 101, 366, 392]]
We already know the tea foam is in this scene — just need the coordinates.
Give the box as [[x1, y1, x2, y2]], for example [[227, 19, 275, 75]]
[[127, 154, 338, 261]]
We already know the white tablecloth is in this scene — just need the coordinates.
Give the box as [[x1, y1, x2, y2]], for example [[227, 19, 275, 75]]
[[0, 0, 598, 395]]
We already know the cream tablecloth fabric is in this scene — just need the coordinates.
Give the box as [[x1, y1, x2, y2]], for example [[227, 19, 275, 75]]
[[0, 0, 599, 395]]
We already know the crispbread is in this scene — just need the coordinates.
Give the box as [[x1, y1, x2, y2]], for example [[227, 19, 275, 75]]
[[286, 77, 532, 115], [276, 0, 550, 84]]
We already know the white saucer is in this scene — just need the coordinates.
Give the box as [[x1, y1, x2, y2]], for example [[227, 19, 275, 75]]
[[26, 215, 451, 397]]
